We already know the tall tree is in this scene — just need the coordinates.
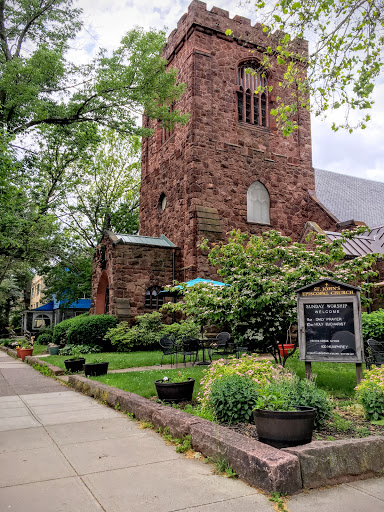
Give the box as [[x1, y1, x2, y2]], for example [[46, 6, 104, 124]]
[[235, 0, 384, 134]]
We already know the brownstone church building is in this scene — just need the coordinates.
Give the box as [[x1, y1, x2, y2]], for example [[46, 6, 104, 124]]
[[90, 1, 384, 322]]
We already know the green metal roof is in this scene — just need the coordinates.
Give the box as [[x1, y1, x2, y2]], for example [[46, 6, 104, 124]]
[[114, 233, 177, 248]]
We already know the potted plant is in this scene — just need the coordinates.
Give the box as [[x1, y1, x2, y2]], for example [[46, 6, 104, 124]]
[[48, 343, 61, 355], [253, 374, 332, 448], [277, 343, 295, 358], [83, 357, 109, 377], [19, 341, 34, 361], [155, 371, 195, 403], [64, 346, 86, 373]]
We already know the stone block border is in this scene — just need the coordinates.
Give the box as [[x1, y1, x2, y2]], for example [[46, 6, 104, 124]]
[[0, 346, 65, 376], [67, 374, 384, 493]]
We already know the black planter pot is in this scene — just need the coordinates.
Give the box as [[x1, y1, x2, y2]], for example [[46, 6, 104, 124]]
[[253, 406, 316, 449], [64, 358, 86, 373], [155, 378, 195, 403], [83, 362, 109, 377]]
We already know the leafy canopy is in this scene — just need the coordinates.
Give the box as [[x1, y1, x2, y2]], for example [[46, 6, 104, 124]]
[[232, 0, 384, 134]]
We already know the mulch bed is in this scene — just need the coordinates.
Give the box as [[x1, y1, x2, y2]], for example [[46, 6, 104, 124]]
[[175, 399, 384, 442]]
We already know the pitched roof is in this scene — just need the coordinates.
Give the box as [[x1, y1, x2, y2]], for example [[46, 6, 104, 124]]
[[32, 299, 91, 312], [113, 233, 177, 248], [315, 169, 384, 228], [325, 225, 384, 257]]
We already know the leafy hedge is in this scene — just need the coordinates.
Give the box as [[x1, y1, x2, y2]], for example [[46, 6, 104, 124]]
[[36, 327, 54, 345], [105, 312, 200, 352], [53, 313, 89, 345], [362, 309, 384, 341], [67, 315, 118, 348]]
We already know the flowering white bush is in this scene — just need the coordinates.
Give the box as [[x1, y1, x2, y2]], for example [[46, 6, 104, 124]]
[[163, 229, 377, 359]]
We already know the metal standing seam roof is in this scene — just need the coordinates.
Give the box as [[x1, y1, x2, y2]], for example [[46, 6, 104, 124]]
[[315, 168, 384, 228], [325, 226, 384, 257], [114, 233, 177, 248]]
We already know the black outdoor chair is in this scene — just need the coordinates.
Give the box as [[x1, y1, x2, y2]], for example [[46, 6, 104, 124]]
[[365, 339, 384, 369], [180, 336, 200, 367], [211, 332, 231, 356], [159, 335, 176, 367]]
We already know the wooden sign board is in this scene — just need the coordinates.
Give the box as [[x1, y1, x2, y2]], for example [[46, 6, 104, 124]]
[[296, 280, 364, 364]]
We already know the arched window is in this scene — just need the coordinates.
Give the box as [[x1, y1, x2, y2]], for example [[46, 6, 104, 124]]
[[237, 61, 268, 127], [247, 181, 270, 224], [145, 286, 164, 310], [33, 314, 51, 329]]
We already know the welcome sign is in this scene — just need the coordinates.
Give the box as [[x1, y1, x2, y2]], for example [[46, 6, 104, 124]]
[[296, 280, 364, 364]]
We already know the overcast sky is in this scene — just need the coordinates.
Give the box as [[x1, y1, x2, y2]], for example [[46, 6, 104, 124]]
[[72, 0, 384, 183]]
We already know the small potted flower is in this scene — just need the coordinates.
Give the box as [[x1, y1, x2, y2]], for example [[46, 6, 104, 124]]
[[155, 371, 195, 403], [83, 357, 109, 377], [63, 346, 86, 373], [19, 341, 34, 361]]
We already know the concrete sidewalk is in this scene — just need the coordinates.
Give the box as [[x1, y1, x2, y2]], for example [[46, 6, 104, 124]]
[[0, 351, 383, 512]]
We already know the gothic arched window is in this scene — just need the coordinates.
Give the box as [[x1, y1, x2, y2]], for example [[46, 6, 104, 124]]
[[247, 181, 270, 224], [237, 62, 268, 127], [145, 286, 164, 310]]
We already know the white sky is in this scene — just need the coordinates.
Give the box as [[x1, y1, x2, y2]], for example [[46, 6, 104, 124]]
[[72, 0, 384, 183]]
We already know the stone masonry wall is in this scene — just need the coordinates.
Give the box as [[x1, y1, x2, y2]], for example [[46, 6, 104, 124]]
[[139, 1, 337, 278], [90, 234, 176, 322]]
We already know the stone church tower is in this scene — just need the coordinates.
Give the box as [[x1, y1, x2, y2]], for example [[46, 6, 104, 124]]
[[139, 0, 336, 281], [90, 1, 337, 321]]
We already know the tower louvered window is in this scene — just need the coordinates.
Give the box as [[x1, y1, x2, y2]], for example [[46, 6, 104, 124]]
[[237, 62, 268, 127]]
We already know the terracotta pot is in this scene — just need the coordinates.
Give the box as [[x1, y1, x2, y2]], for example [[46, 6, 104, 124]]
[[155, 378, 195, 403], [254, 406, 316, 448], [278, 343, 295, 357], [16, 347, 21, 358], [19, 348, 33, 361]]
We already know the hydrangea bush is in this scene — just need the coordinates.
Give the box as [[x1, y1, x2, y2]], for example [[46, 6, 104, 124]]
[[197, 356, 284, 409], [355, 366, 384, 420]]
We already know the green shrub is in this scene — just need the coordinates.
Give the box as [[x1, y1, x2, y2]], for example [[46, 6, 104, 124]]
[[362, 309, 384, 341], [210, 374, 258, 424], [67, 315, 117, 348], [197, 356, 281, 409], [36, 328, 53, 345], [255, 374, 333, 429], [59, 344, 103, 356], [53, 313, 89, 345], [356, 366, 384, 420], [161, 319, 200, 342], [105, 314, 200, 352]]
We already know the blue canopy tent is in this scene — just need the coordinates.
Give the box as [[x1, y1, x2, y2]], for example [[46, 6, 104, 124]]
[[159, 278, 226, 297]]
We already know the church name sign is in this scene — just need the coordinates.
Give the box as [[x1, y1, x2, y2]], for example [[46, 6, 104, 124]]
[[296, 280, 364, 364]]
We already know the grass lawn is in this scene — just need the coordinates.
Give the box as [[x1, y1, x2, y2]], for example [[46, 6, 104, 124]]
[[285, 358, 364, 397], [43, 349, 217, 371], [32, 343, 49, 356], [92, 366, 206, 400]]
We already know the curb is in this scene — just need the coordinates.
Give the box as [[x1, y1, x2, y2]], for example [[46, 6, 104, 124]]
[[25, 355, 65, 376], [0, 346, 65, 376], [68, 374, 301, 494], [0, 345, 18, 358], [67, 374, 384, 493]]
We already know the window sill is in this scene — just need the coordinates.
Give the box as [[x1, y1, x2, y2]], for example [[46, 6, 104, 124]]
[[238, 122, 271, 133], [246, 221, 272, 227]]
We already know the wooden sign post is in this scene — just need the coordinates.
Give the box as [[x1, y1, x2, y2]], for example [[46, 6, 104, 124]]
[[296, 279, 364, 384]]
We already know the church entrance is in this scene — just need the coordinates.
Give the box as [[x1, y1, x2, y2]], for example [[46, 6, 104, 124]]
[[95, 271, 110, 314]]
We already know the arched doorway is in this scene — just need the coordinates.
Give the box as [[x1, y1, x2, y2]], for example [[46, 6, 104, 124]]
[[95, 271, 110, 314]]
